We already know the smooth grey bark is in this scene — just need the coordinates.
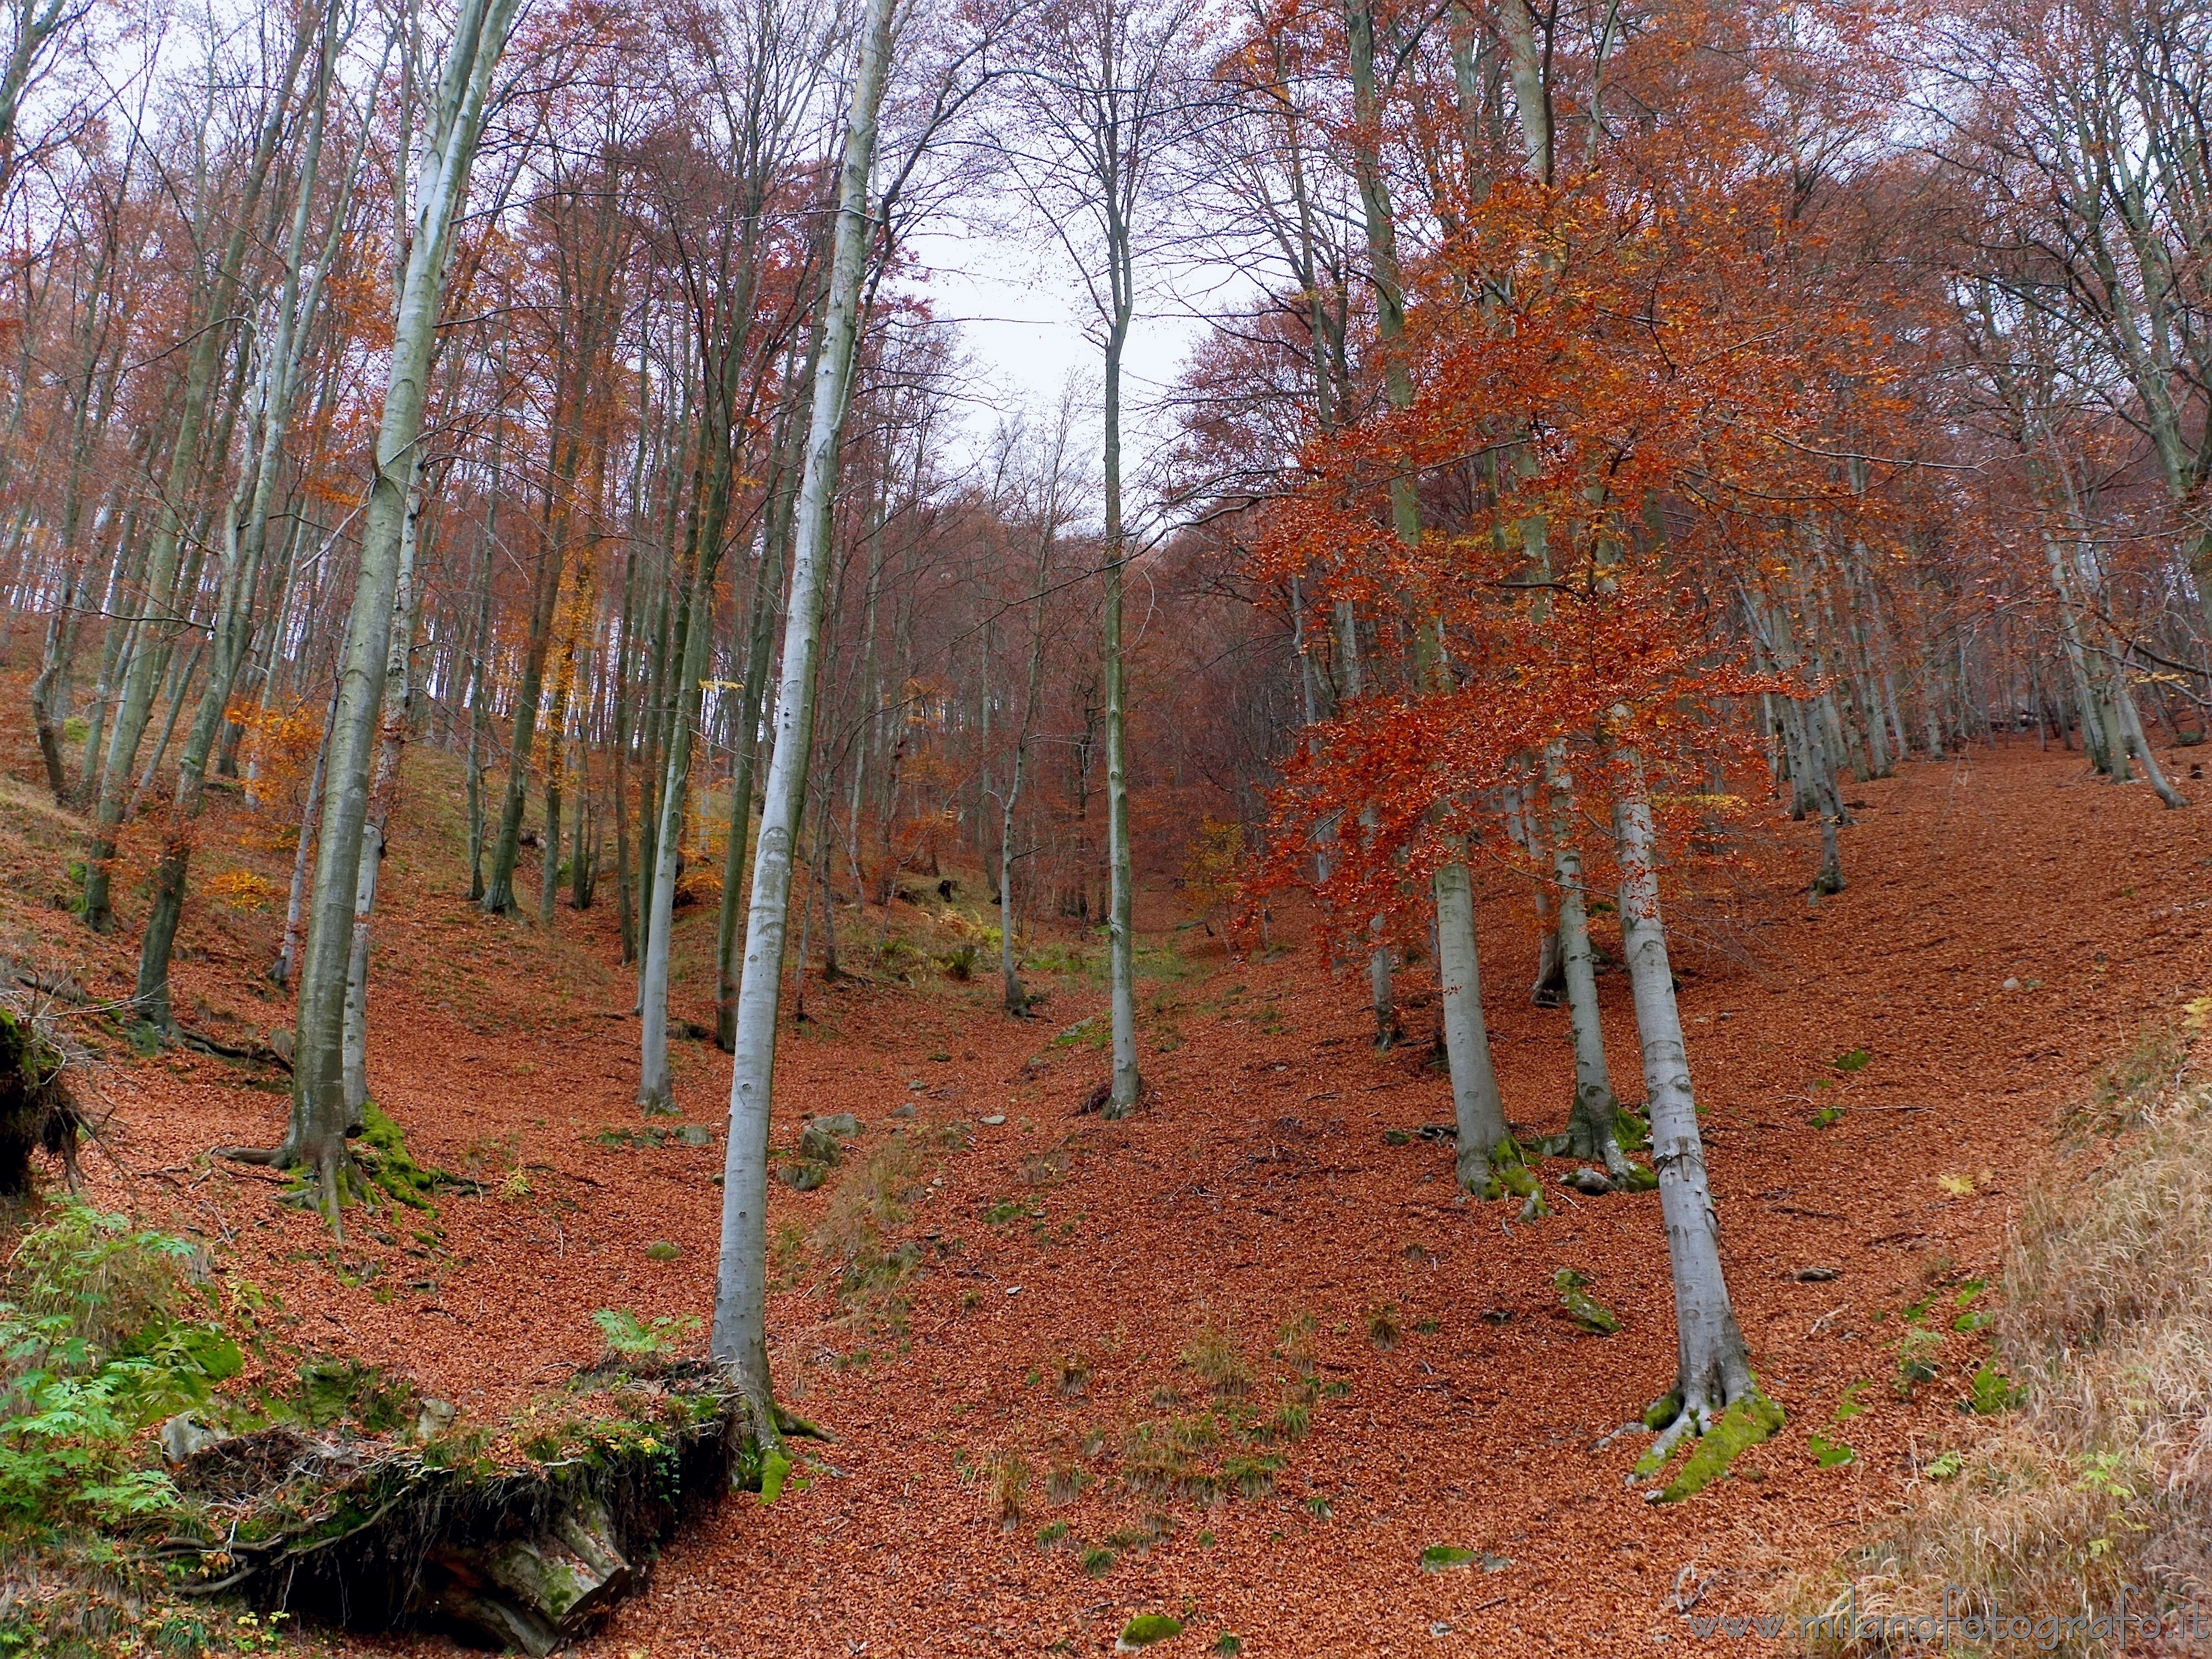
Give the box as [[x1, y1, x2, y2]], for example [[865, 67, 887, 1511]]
[[1434, 859, 1509, 1189], [634, 560, 709, 1113], [1613, 747, 1754, 1446], [2107, 647, 2189, 808], [270, 685, 336, 988], [717, 388, 806, 1050], [343, 481, 423, 1117], [998, 427, 1065, 1017], [1102, 379, 1138, 1111], [1547, 747, 1627, 1177], [255, 0, 525, 1230], [713, 0, 894, 1424]]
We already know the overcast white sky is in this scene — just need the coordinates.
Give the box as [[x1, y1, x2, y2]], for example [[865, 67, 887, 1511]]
[[904, 216, 1220, 487]]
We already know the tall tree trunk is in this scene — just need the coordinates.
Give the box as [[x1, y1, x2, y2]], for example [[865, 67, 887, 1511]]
[[343, 484, 424, 1117], [713, 0, 893, 1429], [1101, 321, 1139, 1114], [264, 0, 524, 1232]]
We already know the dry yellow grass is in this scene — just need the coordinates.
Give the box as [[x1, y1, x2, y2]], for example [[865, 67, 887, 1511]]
[[1794, 1072, 2212, 1654]]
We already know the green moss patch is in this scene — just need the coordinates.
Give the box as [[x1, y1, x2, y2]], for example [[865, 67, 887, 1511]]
[[1118, 1613, 1183, 1648], [354, 1100, 441, 1212], [1420, 1543, 1480, 1572], [1656, 1392, 1785, 1501], [0, 1004, 83, 1197], [1553, 1270, 1620, 1335]]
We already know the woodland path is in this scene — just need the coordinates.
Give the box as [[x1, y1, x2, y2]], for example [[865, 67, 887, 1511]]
[[80, 745, 2211, 1657]]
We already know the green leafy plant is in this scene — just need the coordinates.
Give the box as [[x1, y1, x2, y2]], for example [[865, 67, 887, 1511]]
[[0, 1202, 239, 1526], [590, 1307, 701, 1360], [1966, 1361, 2021, 1415]]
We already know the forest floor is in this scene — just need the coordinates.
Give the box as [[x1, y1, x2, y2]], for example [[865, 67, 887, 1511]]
[[7, 708, 2210, 1657]]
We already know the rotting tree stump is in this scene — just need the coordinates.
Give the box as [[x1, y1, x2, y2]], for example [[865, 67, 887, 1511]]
[[166, 1362, 759, 1653]]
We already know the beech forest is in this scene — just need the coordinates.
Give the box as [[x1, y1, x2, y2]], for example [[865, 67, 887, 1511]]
[[0, 0, 2208, 1652]]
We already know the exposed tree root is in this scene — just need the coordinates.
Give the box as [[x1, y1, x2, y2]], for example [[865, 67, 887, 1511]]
[[1632, 1385, 1783, 1502], [165, 1363, 757, 1652]]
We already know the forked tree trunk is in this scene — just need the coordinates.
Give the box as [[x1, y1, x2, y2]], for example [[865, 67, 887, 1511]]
[[139, 20, 354, 1026], [714, 0, 894, 1425]]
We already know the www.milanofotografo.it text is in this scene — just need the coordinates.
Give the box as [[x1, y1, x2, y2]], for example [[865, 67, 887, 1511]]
[[1679, 1587, 2211, 1647]]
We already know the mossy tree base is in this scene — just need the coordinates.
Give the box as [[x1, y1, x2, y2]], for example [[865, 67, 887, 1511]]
[[1632, 1390, 1783, 1501]]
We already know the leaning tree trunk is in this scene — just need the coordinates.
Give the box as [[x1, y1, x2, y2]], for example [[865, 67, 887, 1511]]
[[1613, 747, 1758, 1455], [82, 21, 312, 933], [138, 29, 348, 1027], [260, 0, 523, 1233], [713, 0, 893, 1433]]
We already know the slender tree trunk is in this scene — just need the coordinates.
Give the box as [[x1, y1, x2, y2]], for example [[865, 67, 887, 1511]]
[[636, 554, 712, 1113], [1101, 327, 1139, 1113], [269, 0, 524, 1230], [1548, 747, 1628, 1177], [82, 22, 313, 933], [343, 483, 423, 1117], [713, 0, 893, 1428], [1000, 504, 1054, 1017], [271, 684, 337, 989]]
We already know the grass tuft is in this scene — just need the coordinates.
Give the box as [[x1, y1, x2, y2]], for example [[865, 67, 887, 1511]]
[[988, 1450, 1029, 1531], [1181, 1321, 1253, 1400]]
